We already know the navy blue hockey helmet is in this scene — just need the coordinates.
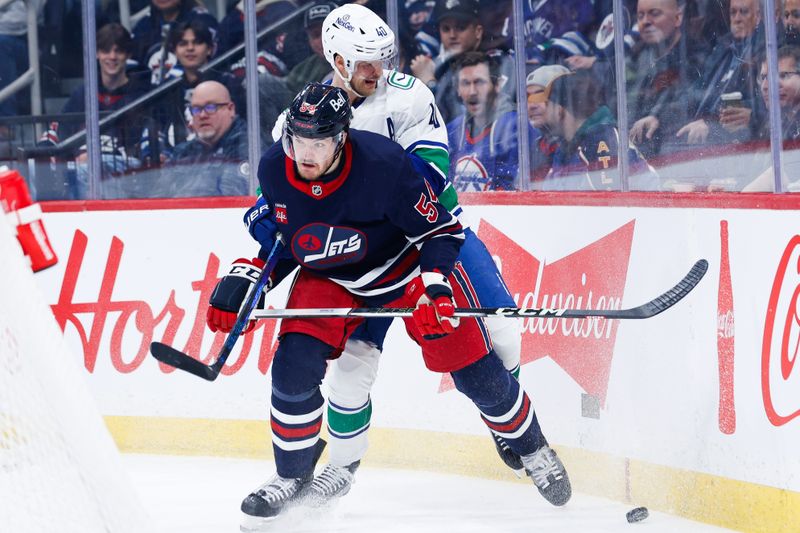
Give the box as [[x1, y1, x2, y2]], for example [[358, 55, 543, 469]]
[[285, 83, 352, 139], [283, 83, 352, 164]]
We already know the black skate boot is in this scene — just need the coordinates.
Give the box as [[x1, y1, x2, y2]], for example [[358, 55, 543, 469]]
[[521, 445, 571, 506], [240, 473, 312, 530], [240, 439, 326, 530], [304, 460, 360, 507], [490, 430, 525, 477]]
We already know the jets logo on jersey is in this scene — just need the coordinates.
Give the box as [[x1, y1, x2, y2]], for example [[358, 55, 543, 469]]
[[299, 102, 318, 114], [292, 223, 367, 269], [453, 155, 491, 192]]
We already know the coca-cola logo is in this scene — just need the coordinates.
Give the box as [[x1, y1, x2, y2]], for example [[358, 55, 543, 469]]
[[762, 235, 800, 426], [718, 311, 735, 338], [439, 219, 635, 406], [50, 230, 280, 376]]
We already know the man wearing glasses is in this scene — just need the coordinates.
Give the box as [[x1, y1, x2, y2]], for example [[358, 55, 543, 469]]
[[165, 80, 254, 197], [743, 46, 800, 191]]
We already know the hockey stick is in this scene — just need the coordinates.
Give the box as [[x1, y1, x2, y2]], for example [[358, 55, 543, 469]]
[[149, 236, 284, 381], [249, 259, 709, 320]]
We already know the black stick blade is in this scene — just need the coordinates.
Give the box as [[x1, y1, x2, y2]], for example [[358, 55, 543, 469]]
[[150, 342, 219, 381], [633, 258, 709, 318]]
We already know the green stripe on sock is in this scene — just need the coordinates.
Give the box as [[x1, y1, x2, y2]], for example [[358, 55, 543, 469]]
[[327, 400, 373, 435]]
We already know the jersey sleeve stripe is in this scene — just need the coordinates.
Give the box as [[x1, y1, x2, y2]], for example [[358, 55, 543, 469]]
[[407, 218, 464, 245], [410, 146, 450, 179]]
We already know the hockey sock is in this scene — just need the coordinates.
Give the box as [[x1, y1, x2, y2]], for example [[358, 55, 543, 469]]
[[451, 352, 546, 455], [327, 397, 372, 463], [484, 316, 521, 378], [326, 338, 381, 467], [270, 334, 332, 479]]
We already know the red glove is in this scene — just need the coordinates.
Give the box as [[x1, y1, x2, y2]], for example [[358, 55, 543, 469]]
[[206, 257, 266, 334], [405, 271, 460, 340]]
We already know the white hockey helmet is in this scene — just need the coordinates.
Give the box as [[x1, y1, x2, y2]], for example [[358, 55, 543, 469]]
[[322, 4, 397, 86]]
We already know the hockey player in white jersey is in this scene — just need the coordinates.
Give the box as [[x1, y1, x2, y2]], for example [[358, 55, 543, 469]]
[[270, 3, 564, 508]]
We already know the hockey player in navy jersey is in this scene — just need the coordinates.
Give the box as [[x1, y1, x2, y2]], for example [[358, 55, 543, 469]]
[[267, 4, 532, 500], [206, 84, 571, 526]]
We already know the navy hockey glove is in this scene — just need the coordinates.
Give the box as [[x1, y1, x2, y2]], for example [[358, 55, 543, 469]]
[[405, 271, 460, 340], [244, 196, 279, 251], [206, 257, 267, 334]]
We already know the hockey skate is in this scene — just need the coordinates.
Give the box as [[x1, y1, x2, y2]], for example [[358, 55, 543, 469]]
[[240, 439, 326, 530], [240, 473, 312, 531], [304, 460, 360, 507], [490, 430, 525, 477], [521, 445, 572, 506]]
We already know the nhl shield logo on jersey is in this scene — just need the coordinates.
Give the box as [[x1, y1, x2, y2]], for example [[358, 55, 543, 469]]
[[292, 223, 366, 269], [311, 184, 323, 196]]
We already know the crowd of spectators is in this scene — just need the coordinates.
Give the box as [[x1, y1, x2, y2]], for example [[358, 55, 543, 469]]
[[2, 0, 800, 198]]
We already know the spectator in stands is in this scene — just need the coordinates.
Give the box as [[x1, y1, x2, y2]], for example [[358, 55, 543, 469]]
[[403, 0, 438, 58], [783, 0, 800, 45], [59, 23, 151, 136], [446, 51, 538, 191], [224, 0, 306, 77], [526, 65, 569, 183], [675, 0, 763, 146], [258, 1, 336, 139], [534, 70, 660, 191], [0, 0, 44, 123], [524, 0, 595, 63], [39, 23, 151, 199], [410, 0, 514, 123], [743, 46, 800, 191], [478, 0, 513, 53], [147, 18, 244, 158], [626, 0, 705, 157], [131, 0, 218, 83], [163, 81, 252, 197]]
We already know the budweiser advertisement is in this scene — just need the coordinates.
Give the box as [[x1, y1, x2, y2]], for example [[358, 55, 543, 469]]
[[33, 205, 800, 493]]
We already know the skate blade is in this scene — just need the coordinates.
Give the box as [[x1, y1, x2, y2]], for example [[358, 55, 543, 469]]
[[512, 468, 525, 479], [240, 513, 278, 532]]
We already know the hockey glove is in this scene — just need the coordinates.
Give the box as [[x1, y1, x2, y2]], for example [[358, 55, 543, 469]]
[[405, 271, 460, 340], [244, 196, 279, 251], [206, 257, 267, 334]]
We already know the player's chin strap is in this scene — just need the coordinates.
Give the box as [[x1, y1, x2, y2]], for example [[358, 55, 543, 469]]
[[336, 68, 368, 99]]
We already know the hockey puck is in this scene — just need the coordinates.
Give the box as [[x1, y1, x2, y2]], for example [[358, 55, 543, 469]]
[[626, 507, 649, 523]]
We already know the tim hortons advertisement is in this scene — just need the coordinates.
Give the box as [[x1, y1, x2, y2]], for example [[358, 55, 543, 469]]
[[33, 206, 800, 491]]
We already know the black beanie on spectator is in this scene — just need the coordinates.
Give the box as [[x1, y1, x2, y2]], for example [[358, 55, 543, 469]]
[[432, 0, 479, 25], [305, 1, 338, 29]]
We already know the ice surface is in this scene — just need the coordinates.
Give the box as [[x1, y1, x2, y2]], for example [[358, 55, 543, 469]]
[[123, 454, 734, 533]]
